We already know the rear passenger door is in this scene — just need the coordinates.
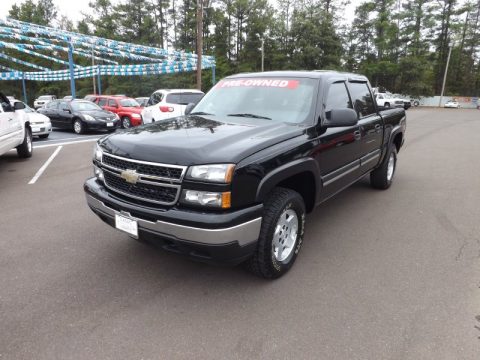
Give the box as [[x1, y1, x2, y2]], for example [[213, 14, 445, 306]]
[[317, 81, 362, 199], [347, 81, 383, 171]]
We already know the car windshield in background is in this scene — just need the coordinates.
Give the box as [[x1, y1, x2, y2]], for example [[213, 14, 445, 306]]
[[71, 101, 101, 111], [119, 99, 139, 107], [166, 93, 204, 105], [38, 96, 52, 100], [193, 78, 316, 123]]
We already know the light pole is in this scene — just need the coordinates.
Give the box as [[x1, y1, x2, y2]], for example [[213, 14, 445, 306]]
[[91, 43, 96, 94], [439, 44, 453, 107], [261, 38, 264, 72], [196, 0, 203, 91]]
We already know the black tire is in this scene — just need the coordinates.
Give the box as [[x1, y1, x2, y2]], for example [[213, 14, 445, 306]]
[[121, 116, 131, 129], [384, 102, 391, 108], [370, 146, 397, 190], [244, 187, 306, 279], [73, 119, 85, 134], [414, 101, 419, 107], [38, 134, 49, 139], [17, 126, 33, 158]]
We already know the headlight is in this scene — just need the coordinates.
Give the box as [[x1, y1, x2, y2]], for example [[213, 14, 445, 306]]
[[114, 114, 120, 120], [84, 114, 95, 121], [182, 190, 231, 209], [187, 164, 235, 183], [93, 143, 103, 162], [131, 113, 141, 118]]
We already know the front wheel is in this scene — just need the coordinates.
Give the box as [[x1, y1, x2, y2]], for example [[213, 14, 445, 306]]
[[17, 127, 33, 158], [370, 147, 397, 189], [121, 116, 131, 129], [73, 119, 85, 134], [244, 187, 306, 279], [384, 102, 391, 108]]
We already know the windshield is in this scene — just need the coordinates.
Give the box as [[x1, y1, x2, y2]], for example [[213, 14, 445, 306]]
[[38, 96, 52, 100], [193, 78, 316, 123], [119, 99, 140, 107], [71, 101, 102, 111], [24, 104, 35, 113]]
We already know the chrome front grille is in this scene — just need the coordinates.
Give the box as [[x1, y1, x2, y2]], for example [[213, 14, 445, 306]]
[[100, 153, 186, 205], [102, 153, 184, 181]]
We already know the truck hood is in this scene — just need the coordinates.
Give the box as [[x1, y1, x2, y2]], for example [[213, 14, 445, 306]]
[[100, 115, 304, 165]]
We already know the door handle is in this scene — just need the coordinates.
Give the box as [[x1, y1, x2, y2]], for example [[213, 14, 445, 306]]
[[8, 118, 13, 121], [353, 130, 361, 140], [375, 124, 381, 133]]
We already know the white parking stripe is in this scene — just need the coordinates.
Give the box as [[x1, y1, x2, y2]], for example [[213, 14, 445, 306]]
[[28, 146, 63, 185], [34, 138, 99, 149], [38, 135, 101, 143]]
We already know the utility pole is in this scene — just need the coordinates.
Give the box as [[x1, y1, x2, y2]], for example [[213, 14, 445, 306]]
[[196, 0, 203, 91], [261, 38, 264, 72], [92, 43, 96, 94], [439, 44, 452, 107]]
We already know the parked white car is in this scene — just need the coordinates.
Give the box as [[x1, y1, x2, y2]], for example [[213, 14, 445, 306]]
[[444, 100, 460, 108], [34, 95, 57, 109], [18, 103, 52, 138], [141, 89, 204, 124], [0, 93, 33, 158], [375, 92, 405, 109]]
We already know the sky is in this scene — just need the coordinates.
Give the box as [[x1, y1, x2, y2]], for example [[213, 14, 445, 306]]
[[0, 0, 358, 25]]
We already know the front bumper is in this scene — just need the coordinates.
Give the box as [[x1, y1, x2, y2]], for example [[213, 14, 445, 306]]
[[85, 120, 120, 130], [84, 178, 262, 264]]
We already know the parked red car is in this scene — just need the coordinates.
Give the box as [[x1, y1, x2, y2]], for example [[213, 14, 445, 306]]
[[94, 95, 143, 128]]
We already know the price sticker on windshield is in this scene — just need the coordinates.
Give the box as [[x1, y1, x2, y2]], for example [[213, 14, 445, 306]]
[[217, 79, 299, 89]]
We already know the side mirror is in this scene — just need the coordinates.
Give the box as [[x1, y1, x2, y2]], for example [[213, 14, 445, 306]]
[[63, 108, 71, 113], [184, 103, 195, 115], [14, 101, 26, 110], [324, 108, 358, 127]]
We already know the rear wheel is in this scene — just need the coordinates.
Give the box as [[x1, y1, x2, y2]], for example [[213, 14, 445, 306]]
[[73, 119, 85, 134], [384, 102, 391, 108], [121, 116, 131, 129], [17, 127, 33, 158], [244, 187, 306, 279], [370, 146, 397, 189]]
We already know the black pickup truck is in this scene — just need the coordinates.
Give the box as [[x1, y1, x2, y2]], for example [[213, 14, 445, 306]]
[[84, 71, 406, 279]]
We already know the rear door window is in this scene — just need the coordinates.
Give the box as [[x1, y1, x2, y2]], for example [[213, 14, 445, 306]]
[[148, 92, 163, 106]]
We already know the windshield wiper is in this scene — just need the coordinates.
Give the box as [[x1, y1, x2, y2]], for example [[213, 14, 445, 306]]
[[227, 113, 272, 120], [190, 111, 214, 116]]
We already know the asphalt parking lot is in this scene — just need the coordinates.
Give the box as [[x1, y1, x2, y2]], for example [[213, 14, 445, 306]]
[[1, 108, 479, 359]]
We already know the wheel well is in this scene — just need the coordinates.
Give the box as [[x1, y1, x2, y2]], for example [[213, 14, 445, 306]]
[[393, 132, 403, 152], [277, 171, 316, 213]]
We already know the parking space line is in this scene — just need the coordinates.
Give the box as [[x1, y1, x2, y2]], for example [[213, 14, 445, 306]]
[[34, 138, 99, 149], [28, 146, 63, 185], [37, 135, 101, 143]]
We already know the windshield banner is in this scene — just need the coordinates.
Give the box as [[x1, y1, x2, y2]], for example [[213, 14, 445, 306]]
[[217, 79, 299, 89]]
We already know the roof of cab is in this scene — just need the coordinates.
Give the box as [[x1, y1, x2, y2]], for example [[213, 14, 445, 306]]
[[226, 70, 368, 82]]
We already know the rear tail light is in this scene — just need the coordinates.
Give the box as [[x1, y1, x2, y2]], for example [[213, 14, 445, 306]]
[[160, 106, 174, 112]]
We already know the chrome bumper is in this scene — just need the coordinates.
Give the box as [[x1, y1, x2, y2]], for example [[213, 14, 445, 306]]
[[86, 195, 262, 246]]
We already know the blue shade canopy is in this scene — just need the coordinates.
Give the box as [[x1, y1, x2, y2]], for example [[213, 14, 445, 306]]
[[0, 17, 215, 81]]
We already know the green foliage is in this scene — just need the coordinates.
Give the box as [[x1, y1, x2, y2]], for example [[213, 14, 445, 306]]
[[3, 0, 480, 104]]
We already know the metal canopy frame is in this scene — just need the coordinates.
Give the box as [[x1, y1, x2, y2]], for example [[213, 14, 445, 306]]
[[0, 18, 216, 102]]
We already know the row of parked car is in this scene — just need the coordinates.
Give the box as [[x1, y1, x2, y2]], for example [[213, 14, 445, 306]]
[[28, 89, 205, 135]]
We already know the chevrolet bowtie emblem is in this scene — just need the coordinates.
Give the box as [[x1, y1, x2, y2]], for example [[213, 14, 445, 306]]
[[120, 169, 139, 184]]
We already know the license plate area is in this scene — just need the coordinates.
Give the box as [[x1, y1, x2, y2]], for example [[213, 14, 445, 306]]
[[106, 122, 114, 127], [115, 213, 138, 237]]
